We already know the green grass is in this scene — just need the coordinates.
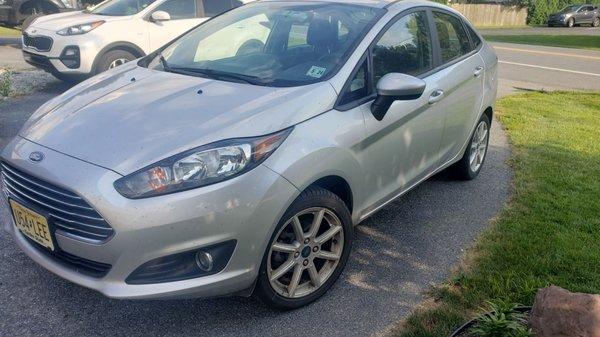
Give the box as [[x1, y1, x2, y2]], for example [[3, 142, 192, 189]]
[[483, 35, 600, 51], [0, 26, 21, 37], [391, 91, 600, 337]]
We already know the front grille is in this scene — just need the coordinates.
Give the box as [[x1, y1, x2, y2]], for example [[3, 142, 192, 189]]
[[23, 236, 112, 278], [22, 33, 53, 52], [0, 162, 114, 243]]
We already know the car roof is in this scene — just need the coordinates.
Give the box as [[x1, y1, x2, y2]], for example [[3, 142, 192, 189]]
[[256, 0, 453, 11]]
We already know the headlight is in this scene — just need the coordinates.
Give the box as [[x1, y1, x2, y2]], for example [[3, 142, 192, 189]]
[[114, 129, 292, 199], [57, 21, 104, 36]]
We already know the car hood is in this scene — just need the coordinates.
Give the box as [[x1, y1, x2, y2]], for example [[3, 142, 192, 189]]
[[19, 64, 337, 175], [29, 11, 127, 31]]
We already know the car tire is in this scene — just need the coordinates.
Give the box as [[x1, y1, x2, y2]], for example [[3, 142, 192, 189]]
[[593, 17, 600, 27], [19, 1, 58, 26], [567, 18, 575, 27], [21, 14, 43, 30], [95, 49, 136, 75], [255, 186, 353, 310], [449, 113, 491, 181]]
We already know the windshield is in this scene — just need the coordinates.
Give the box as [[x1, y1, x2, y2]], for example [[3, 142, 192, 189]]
[[559, 5, 580, 13], [90, 0, 156, 16], [150, 2, 384, 87]]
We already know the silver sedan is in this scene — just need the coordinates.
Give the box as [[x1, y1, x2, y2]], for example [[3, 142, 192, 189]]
[[0, 0, 497, 309]]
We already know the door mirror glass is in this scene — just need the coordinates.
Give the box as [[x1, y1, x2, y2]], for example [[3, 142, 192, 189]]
[[371, 73, 426, 121], [151, 11, 171, 22]]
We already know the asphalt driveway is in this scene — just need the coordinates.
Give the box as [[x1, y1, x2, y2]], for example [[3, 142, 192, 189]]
[[0, 80, 511, 336]]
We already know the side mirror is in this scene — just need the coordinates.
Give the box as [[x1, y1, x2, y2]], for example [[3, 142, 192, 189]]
[[150, 11, 171, 22], [371, 73, 426, 121]]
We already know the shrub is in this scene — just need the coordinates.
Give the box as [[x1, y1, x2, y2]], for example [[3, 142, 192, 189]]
[[469, 301, 532, 337], [0, 68, 11, 98]]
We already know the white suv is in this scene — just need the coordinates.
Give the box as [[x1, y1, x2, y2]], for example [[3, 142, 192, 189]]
[[21, 0, 252, 81]]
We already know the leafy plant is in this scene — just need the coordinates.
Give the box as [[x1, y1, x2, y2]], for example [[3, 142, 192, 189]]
[[469, 301, 532, 337], [0, 68, 12, 98]]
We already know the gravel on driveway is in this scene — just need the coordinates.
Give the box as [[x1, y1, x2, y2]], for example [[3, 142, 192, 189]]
[[0, 83, 512, 337]]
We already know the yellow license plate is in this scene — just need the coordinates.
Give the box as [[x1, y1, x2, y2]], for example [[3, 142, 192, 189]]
[[9, 200, 54, 251]]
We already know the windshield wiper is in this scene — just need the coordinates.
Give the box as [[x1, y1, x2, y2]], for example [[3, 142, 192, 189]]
[[168, 67, 269, 86]]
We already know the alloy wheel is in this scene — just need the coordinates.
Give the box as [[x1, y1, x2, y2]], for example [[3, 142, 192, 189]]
[[469, 121, 489, 173], [108, 58, 130, 69], [267, 207, 344, 299]]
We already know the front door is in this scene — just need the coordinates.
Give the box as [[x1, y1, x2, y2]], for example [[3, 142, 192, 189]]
[[350, 10, 446, 212]]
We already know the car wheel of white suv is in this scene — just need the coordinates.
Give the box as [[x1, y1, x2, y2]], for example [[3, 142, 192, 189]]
[[256, 187, 353, 310], [96, 49, 136, 74]]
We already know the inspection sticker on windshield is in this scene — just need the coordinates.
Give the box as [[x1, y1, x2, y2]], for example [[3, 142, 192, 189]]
[[306, 66, 326, 78]]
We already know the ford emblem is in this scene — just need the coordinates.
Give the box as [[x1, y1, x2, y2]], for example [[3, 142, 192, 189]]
[[29, 152, 45, 163]]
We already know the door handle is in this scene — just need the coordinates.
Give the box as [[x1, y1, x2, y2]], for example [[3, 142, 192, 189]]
[[474, 66, 484, 78], [428, 90, 444, 104]]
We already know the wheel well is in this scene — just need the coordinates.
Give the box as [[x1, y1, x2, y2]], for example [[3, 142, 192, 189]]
[[484, 106, 493, 123], [106, 44, 145, 59], [309, 176, 353, 213], [92, 42, 146, 73]]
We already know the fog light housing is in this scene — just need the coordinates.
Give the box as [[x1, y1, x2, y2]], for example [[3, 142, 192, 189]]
[[59, 46, 80, 69], [195, 251, 214, 272], [125, 240, 236, 285]]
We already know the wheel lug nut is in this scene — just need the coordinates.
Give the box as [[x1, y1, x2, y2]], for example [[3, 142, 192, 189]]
[[294, 252, 300, 258], [303, 259, 309, 266], [313, 246, 319, 252], [304, 238, 310, 244]]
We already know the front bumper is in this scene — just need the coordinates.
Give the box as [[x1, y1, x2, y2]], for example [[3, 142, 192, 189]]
[[547, 16, 568, 25], [21, 26, 100, 75], [0, 137, 299, 299]]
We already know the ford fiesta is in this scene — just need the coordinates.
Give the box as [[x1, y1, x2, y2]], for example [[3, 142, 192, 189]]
[[0, 0, 497, 309]]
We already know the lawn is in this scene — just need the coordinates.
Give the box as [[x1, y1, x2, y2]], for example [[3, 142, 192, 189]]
[[0, 26, 20, 37], [483, 35, 600, 51], [391, 91, 600, 336]]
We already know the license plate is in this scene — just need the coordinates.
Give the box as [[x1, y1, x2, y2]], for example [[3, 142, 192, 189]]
[[9, 200, 54, 251]]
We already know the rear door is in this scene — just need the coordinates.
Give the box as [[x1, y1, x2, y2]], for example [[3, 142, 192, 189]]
[[583, 6, 595, 23], [431, 10, 485, 166]]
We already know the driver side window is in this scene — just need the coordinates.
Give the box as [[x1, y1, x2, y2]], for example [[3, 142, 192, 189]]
[[372, 11, 433, 86], [338, 11, 432, 107]]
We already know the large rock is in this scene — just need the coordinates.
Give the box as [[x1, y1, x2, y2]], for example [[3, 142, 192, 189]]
[[530, 286, 600, 337]]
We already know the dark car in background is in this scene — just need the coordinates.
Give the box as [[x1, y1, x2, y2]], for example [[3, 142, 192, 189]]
[[0, 0, 79, 27], [548, 4, 600, 27]]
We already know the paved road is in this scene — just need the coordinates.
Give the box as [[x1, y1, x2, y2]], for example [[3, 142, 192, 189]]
[[0, 37, 27, 71], [480, 26, 600, 36], [0, 77, 513, 336], [491, 42, 600, 95]]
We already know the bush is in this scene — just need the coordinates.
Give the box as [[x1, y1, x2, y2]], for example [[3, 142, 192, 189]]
[[469, 301, 532, 337], [0, 68, 11, 98]]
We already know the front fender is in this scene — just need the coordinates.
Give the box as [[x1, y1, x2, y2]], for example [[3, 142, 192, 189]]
[[263, 108, 367, 224]]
